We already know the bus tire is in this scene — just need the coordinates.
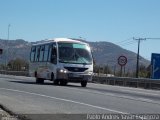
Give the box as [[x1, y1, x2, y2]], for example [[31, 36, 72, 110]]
[[51, 73, 54, 81], [35, 71, 44, 84], [35, 71, 37, 77], [36, 78, 44, 84], [53, 79, 59, 85], [51, 73, 59, 85], [81, 81, 87, 87], [60, 79, 67, 86]]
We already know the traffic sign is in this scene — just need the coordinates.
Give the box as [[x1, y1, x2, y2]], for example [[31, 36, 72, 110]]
[[118, 55, 127, 66], [151, 53, 160, 79]]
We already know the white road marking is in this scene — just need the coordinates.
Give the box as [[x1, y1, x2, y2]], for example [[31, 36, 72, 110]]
[[0, 87, 127, 114], [136, 98, 154, 102], [58, 86, 158, 104], [90, 83, 160, 96], [119, 89, 159, 96]]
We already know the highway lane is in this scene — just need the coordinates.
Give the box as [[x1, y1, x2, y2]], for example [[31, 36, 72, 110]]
[[0, 75, 160, 116]]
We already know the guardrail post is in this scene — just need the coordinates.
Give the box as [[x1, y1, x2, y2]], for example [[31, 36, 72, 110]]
[[114, 78, 116, 85], [136, 79, 139, 88], [144, 80, 147, 89], [123, 78, 126, 86], [149, 81, 151, 89]]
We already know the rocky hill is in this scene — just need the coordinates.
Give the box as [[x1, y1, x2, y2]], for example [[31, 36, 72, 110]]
[[0, 39, 150, 71], [90, 41, 149, 71], [0, 39, 31, 64]]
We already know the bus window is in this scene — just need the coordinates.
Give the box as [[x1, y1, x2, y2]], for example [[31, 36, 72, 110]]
[[30, 46, 36, 62], [48, 44, 52, 62], [43, 44, 49, 61], [35, 46, 40, 62], [39, 45, 45, 62]]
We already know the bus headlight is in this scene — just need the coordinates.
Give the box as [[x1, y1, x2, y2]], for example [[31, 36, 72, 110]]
[[59, 69, 64, 73], [59, 69, 67, 73]]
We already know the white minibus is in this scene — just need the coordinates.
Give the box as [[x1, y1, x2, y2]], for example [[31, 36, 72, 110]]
[[29, 38, 93, 87]]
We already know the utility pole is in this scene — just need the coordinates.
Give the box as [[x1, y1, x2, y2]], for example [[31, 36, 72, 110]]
[[8, 24, 10, 40], [133, 37, 160, 78], [133, 38, 146, 78], [5, 24, 11, 74]]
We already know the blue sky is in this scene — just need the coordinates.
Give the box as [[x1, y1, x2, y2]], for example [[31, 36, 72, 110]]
[[0, 0, 160, 60]]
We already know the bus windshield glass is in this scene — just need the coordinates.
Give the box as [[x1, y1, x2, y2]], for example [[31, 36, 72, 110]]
[[58, 42, 92, 64]]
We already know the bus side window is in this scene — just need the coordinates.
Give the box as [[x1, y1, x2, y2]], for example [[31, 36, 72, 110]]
[[48, 45, 52, 62], [35, 46, 40, 62], [39, 45, 45, 62], [51, 46, 57, 64], [30, 47, 36, 62], [43, 44, 49, 61]]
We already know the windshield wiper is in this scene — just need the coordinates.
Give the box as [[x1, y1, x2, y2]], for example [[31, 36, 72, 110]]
[[74, 50, 88, 64]]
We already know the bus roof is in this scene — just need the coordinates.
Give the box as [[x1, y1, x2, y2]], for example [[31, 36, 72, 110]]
[[32, 38, 87, 46]]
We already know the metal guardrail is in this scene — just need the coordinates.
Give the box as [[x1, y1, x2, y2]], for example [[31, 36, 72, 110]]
[[92, 75, 160, 90], [0, 70, 29, 76]]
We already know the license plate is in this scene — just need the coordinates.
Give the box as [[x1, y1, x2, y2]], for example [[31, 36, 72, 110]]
[[69, 74, 80, 78]]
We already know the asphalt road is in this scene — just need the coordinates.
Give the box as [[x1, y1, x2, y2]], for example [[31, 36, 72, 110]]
[[0, 75, 160, 120]]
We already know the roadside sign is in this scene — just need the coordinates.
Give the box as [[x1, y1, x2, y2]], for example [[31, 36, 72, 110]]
[[151, 53, 160, 79], [118, 55, 127, 66]]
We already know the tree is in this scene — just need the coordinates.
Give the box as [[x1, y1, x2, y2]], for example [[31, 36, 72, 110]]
[[103, 65, 112, 74], [8, 58, 29, 71], [93, 65, 99, 73], [138, 64, 149, 78]]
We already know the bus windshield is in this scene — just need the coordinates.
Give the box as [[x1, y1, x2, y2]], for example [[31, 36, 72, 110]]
[[58, 42, 92, 64]]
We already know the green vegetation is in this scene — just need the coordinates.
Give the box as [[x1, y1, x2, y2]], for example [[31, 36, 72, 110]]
[[94, 64, 151, 78], [7, 58, 29, 71]]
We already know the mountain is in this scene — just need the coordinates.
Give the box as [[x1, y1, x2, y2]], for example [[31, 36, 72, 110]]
[[89, 41, 149, 71], [0, 39, 150, 71], [0, 39, 31, 64]]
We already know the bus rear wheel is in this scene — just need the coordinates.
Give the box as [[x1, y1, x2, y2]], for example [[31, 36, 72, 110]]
[[81, 81, 87, 87], [35, 72, 44, 84]]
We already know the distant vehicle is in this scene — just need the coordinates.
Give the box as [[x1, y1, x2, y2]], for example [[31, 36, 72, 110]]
[[29, 38, 93, 87]]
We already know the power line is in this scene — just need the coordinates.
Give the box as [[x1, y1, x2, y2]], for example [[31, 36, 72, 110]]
[[5, 24, 11, 74], [115, 37, 133, 44], [120, 40, 137, 46], [145, 38, 160, 40], [114, 37, 138, 47]]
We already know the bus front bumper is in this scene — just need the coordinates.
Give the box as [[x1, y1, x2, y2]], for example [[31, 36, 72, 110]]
[[57, 72, 92, 82]]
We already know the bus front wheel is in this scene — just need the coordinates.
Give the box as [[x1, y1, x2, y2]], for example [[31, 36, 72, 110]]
[[60, 79, 67, 86], [81, 81, 87, 87], [53, 79, 59, 85], [51, 73, 59, 85]]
